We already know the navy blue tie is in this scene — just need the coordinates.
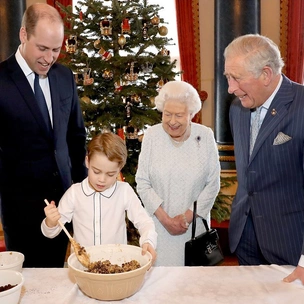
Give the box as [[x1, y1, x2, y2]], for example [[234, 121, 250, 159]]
[[34, 73, 52, 132]]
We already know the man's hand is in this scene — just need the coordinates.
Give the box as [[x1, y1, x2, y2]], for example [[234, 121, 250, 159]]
[[283, 265, 304, 285]]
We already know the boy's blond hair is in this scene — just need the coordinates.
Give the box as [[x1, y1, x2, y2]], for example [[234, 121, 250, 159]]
[[87, 132, 127, 169]]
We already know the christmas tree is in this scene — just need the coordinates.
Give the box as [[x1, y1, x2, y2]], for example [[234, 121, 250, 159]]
[[56, 0, 179, 187]]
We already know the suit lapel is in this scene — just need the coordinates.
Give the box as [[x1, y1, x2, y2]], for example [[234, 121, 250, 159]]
[[239, 106, 251, 164], [249, 75, 293, 162], [7, 55, 53, 139]]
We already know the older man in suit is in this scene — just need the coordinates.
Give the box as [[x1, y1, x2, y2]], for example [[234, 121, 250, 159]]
[[224, 34, 304, 284], [0, 3, 87, 267]]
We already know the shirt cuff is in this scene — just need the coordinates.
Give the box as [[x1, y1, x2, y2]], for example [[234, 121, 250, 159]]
[[298, 255, 304, 267], [140, 239, 156, 250]]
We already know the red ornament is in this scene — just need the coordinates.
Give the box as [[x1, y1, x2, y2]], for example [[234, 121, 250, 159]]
[[117, 128, 125, 140], [121, 18, 131, 34], [79, 10, 83, 21], [100, 18, 112, 36]]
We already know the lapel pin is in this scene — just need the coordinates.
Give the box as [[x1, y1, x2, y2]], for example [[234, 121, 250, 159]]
[[271, 108, 277, 116]]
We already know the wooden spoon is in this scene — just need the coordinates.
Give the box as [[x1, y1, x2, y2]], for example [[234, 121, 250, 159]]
[[44, 199, 91, 268]]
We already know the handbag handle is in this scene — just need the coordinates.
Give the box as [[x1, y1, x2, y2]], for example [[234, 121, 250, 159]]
[[191, 201, 210, 239]]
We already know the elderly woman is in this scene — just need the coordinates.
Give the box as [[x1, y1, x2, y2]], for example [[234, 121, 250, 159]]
[[135, 81, 220, 266]]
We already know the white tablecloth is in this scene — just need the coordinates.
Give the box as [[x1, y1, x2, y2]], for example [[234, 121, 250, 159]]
[[19, 265, 304, 304]]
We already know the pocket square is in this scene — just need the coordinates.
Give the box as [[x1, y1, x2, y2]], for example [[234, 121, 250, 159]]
[[273, 132, 292, 145]]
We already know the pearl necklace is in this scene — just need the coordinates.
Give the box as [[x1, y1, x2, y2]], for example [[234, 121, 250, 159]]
[[168, 125, 191, 148], [170, 137, 185, 147]]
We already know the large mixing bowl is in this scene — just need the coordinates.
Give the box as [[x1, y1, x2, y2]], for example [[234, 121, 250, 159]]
[[68, 244, 152, 301]]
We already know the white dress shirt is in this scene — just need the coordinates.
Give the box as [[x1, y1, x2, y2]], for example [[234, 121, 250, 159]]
[[15, 47, 53, 126], [41, 178, 157, 249]]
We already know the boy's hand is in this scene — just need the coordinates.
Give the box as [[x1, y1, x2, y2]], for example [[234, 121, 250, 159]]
[[44, 201, 60, 228], [142, 243, 157, 266]]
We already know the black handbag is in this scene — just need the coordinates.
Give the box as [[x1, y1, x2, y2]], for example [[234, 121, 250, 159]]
[[185, 201, 224, 266]]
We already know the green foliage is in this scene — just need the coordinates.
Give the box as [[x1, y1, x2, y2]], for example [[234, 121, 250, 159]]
[[211, 175, 237, 223], [56, 0, 179, 188]]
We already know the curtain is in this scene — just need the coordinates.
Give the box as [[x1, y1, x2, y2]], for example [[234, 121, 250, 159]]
[[47, 0, 73, 55], [175, 0, 207, 124], [280, 0, 304, 84], [47, 0, 72, 7]]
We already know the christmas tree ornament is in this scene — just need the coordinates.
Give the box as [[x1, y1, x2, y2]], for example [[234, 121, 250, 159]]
[[125, 126, 140, 151], [151, 15, 160, 26], [117, 128, 125, 140], [79, 9, 83, 21], [93, 39, 102, 49], [159, 47, 170, 56], [149, 96, 155, 106], [121, 18, 131, 34], [83, 68, 94, 85], [118, 34, 127, 48], [124, 62, 139, 82], [157, 78, 168, 90], [132, 94, 141, 103], [126, 125, 138, 139], [65, 35, 77, 54], [126, 95, 132, 102], [98, 47, 112, 61], [102, 69, 114, 80], [81, 96, 91, 104], [100, 18, 112, 36], [125, 99, 133, 123], [74, 72, 83, 85], [114, 79, 123, 93], [142, 22, 149, 39], [158, 25, 168, 36], [141, 62, 153, 73]]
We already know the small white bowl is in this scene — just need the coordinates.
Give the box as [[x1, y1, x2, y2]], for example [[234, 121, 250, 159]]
[[0, 270, 24, 304], [0, 251, 24, 272]]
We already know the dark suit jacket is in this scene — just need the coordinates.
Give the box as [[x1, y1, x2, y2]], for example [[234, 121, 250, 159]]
[[229, 75, 304, 266], [0, 53, 87, 267], [0, 54, 87, 190]]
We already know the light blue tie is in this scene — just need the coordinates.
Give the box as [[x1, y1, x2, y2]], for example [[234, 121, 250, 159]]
[[34, 73, 51, 132], [249, 107, 262, 155]]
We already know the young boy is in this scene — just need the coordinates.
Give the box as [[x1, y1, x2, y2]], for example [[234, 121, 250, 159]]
[[41, 132, 157, 262]]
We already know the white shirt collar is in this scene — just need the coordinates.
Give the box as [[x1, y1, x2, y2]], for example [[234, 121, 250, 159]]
[[15, 46, 34, 78], [260, 75, 283, 110], [81, 177, 117, 198]]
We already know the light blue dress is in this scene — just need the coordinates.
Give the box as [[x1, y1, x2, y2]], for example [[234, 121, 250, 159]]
[[136, 123, 221, 266]]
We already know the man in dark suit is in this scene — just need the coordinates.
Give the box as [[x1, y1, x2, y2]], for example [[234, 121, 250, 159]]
[[0, 3, 87, 267], [224, 34, 304, 284]]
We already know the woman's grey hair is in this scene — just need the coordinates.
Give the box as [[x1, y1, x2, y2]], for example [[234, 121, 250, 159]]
[[224, 34, 284, 77], [155, 81, 202, 115]]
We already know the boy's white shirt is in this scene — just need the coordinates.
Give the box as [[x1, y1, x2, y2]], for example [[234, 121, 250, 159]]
[[41, 178, 157, 249]]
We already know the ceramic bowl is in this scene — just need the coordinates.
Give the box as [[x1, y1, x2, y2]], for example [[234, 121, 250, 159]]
[[0, 270, 24, 304], [68, 244, 152, 301], [0, 251, 24, 272]]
